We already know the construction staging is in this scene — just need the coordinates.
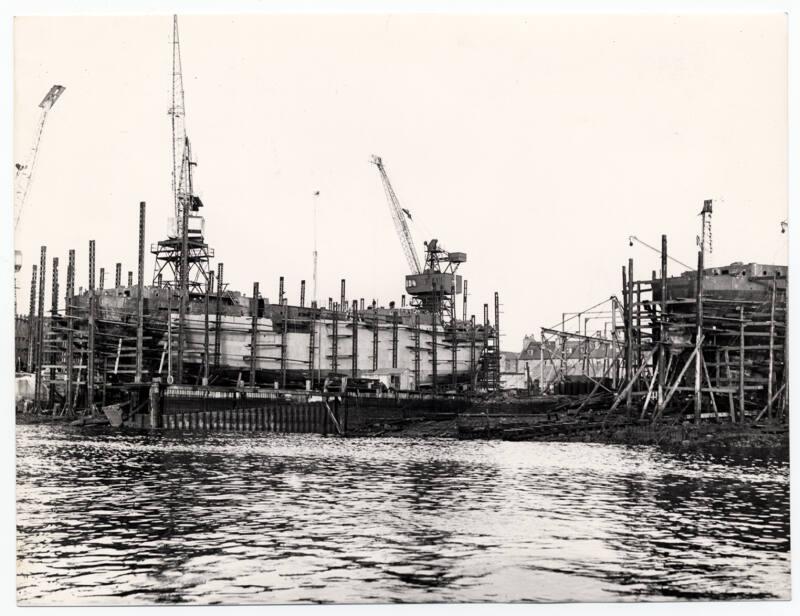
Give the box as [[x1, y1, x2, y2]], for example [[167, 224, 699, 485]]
[[13, 18, 788, 442]]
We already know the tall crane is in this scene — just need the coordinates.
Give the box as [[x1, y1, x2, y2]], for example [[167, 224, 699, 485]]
[[370, 155, 422, 275], [370, 155, 466, 320], [14, 84, 66, 239], [151, 15, 213, 293]]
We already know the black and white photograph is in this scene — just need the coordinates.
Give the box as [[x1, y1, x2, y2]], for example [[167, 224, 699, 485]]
[[6, 1, 797, 611]]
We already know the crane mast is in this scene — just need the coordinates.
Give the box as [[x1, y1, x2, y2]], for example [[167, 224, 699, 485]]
[[151, 15, 214, 293], [169, 14, 190, 238], [370, 155, 422, 275]]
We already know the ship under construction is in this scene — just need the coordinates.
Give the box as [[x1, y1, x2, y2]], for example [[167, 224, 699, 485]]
[[15, 16, 501, 414]]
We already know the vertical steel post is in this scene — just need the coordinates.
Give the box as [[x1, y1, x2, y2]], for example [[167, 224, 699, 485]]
[[372, 311, 379, 371], [413, 313, 420, 390], [88, 240, 95, 291], [340, 279, 346, 312], [65, 251, 75, 414], [308, 302, 316, 387], [300, 280, 306, 308], [281, 301, 288, 388], [494, 291, 501, 390], [128, 271, 133, 287], [34, 247, 47, 410], [392, 311, 399, 369], [27, 264, 37, 371], [136, 201, 146, 384], [279, 276, 285, 305], [250, 282, 259, 388], [48, 257, 59, 408], [470, 316, 477, 389], [332, 309, 339, 373], [115, 263, 122, 288], [463, 280, 468, 322], [214, 263, 224, 368], [99, 268, 105, 291], [351, 300, 359, 378], [204, 271, 213, 385], [431, 314, 438, 392]]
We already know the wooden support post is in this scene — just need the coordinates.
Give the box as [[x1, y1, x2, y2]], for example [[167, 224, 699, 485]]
[[694, 250, 704, 423], [626, 259, 634, 409], [250, 282, 259, 388], [739, 306, 745, 423], [635, 281, 642, 370], [659, 234, 667, 406], [653, 335, 705, 421], [610, 297, 618, 389], [767, 274, 776, 420], [136, 201, 146, 383], [351, 300, 359, 378]]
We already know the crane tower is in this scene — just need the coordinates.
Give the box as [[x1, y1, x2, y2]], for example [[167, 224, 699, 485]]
[[370, 155, 466, 322]]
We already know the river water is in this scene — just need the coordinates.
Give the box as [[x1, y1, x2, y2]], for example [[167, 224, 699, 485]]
[[16, 424, 790, 605]]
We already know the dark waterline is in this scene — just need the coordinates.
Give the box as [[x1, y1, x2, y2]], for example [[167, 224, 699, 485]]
[[16, 424, 790, 605]]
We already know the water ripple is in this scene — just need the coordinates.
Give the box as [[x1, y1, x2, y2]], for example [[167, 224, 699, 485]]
[[16, 425, 790, 605]]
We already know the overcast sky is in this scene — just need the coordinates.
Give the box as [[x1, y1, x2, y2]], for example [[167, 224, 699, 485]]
[[13, 13, 787, 349]]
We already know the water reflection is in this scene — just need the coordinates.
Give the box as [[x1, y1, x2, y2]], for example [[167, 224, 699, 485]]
[[16, 426, 789, 605]]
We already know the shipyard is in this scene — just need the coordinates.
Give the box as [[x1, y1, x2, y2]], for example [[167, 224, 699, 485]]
[[11, 13, 791, 607]]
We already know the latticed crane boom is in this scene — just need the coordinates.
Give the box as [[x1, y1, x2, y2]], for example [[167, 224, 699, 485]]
[[14, 84, 65, 234], [370, 155, 422, 275]]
